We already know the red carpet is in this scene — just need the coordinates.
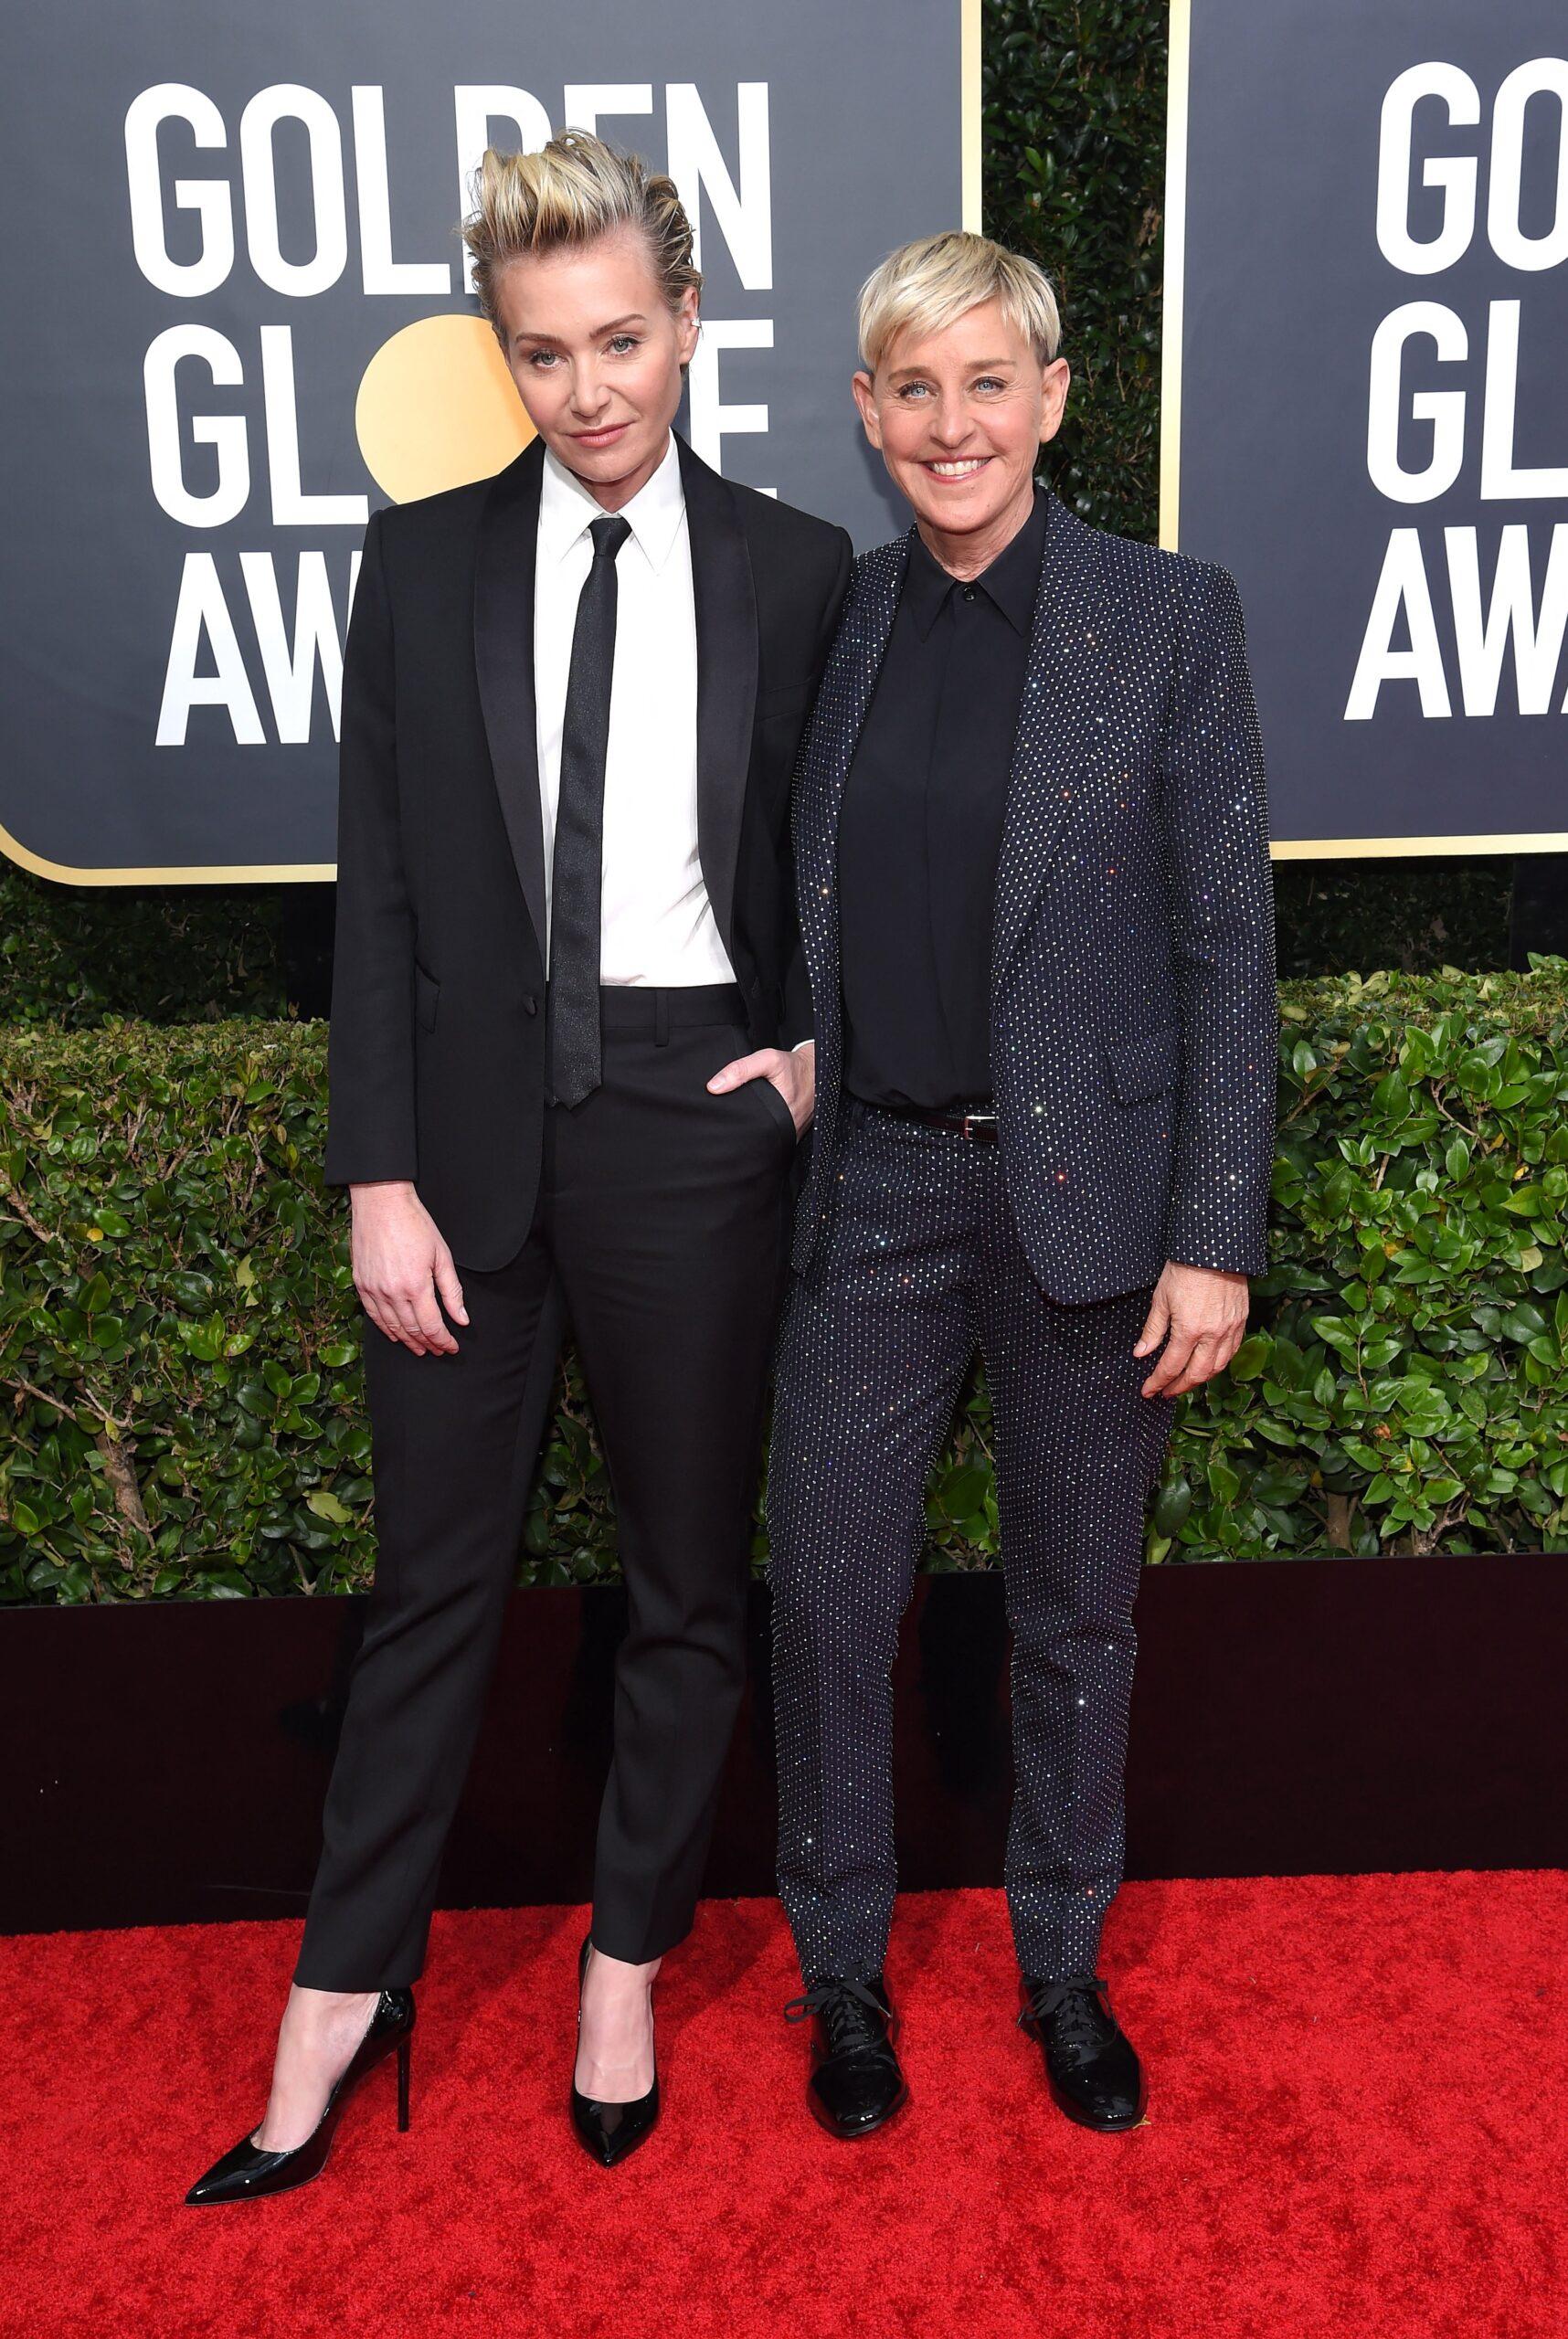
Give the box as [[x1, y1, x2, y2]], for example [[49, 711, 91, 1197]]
[[3, 1873, 1563, 2339]]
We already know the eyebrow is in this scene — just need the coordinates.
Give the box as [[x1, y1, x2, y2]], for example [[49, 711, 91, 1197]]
[[885, 357, 1017, 381], [512, 312, 650, 347]]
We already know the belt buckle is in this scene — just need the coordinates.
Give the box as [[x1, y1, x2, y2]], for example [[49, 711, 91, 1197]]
[[959, 1109, 996, 1141]]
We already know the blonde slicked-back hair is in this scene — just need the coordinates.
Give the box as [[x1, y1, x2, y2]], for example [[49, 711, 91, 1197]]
[[857, 230, 1062, 375], [461, 129, 703, 344]]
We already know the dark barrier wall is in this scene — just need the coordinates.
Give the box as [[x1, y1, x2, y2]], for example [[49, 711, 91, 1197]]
[[5, 1563, 1565, 1934]]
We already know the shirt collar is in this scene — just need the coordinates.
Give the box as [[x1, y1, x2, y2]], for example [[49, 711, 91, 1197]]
[[902, 485, 1049, 640], [538, 429, 686, 571]]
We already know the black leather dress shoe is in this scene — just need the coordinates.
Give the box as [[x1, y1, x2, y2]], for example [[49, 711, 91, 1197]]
[[784, 1974, 907, 2139], [570, 1933, 661, 2168], [185, 1986, 414, 2204], [1018, 1971, 1147, 2132]]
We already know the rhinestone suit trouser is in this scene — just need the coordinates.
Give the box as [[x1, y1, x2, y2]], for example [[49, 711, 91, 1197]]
[[768, 1099, 1176, 1984]]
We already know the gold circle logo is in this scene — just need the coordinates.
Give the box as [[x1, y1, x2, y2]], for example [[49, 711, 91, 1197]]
[[355, 314, 535, 503]]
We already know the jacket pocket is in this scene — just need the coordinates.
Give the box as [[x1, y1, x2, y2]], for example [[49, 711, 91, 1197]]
[[1104, 1024, 1180, 1103], [756, 677, 815, 723], [413, 960, 440, 1033], [747, 1070, 800, 1145]]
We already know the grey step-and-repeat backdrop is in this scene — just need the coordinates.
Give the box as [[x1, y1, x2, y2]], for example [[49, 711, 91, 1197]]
[[1166, 0, 1568, 855], [0, 1, 977, 883]]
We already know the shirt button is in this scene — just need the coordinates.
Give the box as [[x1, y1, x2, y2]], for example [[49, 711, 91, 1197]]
[[961, 586, 977, 600]]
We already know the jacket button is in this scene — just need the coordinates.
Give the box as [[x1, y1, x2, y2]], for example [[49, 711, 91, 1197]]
[[523, 995, 537, 1017]]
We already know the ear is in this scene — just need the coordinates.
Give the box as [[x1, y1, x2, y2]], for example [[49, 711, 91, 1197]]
[[674, 285, 701, 369], [852, 368, 882, 450], [1038, 355, 1071, 447]]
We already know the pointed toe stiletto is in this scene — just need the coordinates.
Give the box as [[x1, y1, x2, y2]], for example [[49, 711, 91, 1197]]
[[569, 1932, 661, 2168], [185, 1986, 416, 2205]]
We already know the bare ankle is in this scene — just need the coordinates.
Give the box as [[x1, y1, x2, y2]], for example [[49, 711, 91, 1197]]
[[288, 1984, 379, 2018], [585, 1945, 661, 1988]]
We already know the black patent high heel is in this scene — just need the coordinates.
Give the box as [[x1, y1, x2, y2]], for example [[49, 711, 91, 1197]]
[[569, 1933, 660, 2167], [185, 1986, 415, 2205]]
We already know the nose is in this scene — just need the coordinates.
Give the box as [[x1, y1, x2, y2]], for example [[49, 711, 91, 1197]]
[[927, 397, 972, 450], [570, 363, 609, 419]]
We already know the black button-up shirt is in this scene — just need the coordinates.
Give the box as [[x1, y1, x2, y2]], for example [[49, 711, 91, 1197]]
[[837, 487, 1047, 1112]]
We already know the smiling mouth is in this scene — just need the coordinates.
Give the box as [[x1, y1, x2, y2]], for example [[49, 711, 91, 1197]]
[[923, 456, 991, 479], [572, 422, 629, 444]]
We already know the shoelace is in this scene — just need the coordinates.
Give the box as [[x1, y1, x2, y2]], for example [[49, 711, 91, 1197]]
[[1018, 1973, 1114, 2056], [784, 1977, 899, 2063]]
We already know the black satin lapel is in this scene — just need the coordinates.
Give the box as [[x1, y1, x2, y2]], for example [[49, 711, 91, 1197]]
[[992, 492, 1117, 971], [678, 436, 758, 958], [473, 438, 547, 965]]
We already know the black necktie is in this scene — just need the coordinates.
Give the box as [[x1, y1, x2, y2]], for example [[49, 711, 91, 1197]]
[[547, 512, 631, 1107]]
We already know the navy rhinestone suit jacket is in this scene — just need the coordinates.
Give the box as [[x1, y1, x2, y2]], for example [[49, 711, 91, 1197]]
[[789, 488, 1278, 1305]]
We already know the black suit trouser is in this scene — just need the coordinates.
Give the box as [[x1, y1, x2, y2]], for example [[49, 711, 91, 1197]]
[[293, 987, 798, 1988], [767, 1098, 1175, 1984]]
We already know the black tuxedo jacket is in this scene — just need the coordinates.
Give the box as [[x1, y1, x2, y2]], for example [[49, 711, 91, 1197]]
[[791, 490, 1277, 1305], [323, 430, 853, 1270]]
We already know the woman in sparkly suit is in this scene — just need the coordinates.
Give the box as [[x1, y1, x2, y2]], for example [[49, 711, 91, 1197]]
[[768, 231, 1277, 2140]]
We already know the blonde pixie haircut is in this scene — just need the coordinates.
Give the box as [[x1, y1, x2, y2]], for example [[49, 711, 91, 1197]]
[[461, 129, 703, 345], [857, 230, 1062, 375]]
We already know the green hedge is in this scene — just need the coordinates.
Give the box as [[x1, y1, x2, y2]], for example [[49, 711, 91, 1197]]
[[4, 966, 1566, 1604], [0, 865, 293, 1031]]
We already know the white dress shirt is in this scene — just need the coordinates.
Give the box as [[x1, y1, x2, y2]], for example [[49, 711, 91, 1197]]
[[533, 431, 736, 987]]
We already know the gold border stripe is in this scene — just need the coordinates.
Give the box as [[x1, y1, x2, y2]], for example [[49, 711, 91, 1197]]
[[0, 814, 335, 886], [1272, 833, 1568, 861], [961, 0, 982, 231], [1159, 0, 1191, 554]]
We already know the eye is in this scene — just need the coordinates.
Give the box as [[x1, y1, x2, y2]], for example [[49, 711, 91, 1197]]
[[895, 381, 933, 401], [608, 333, 641, 355], [973, 376, 1006, 393], [526, 349, 558, 369]]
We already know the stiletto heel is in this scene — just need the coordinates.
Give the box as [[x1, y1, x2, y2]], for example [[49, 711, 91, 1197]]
[[185, 1985, 416, 2205], [569, 1932, 661, 2167]]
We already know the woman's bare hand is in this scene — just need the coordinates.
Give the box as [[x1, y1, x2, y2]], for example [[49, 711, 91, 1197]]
[[348, 1181, 468, 1354], [1134, 1261, 1249, 1398], [705, 1039, 816, 1133]]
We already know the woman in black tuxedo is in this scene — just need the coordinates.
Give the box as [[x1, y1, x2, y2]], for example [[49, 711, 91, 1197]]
[[185, 132, 849, 2200]]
